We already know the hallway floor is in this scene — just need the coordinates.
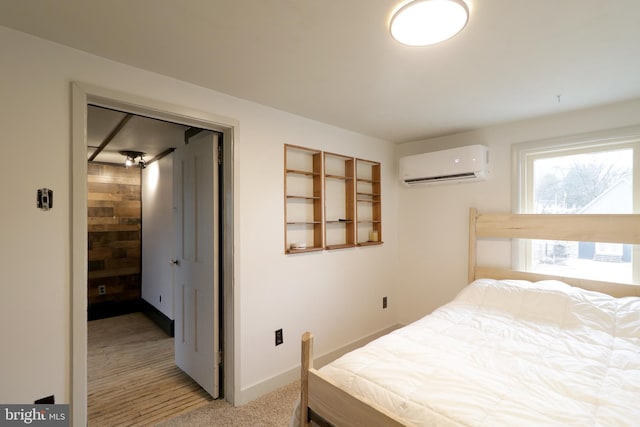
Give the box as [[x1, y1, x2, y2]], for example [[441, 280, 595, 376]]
[[88, 312, 212, 426]]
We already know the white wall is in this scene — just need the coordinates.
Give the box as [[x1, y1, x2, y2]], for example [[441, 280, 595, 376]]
[[238, 121, 399, 400], [141, 156, 174, 318], [396, 98, 640, 325], [0, 26, 398, 404]]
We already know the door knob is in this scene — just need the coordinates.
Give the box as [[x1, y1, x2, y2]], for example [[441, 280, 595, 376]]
[[170, 259, 180, 266]]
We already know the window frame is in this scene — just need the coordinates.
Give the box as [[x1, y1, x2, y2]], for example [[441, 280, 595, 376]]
[[512, 125, 640, 283]]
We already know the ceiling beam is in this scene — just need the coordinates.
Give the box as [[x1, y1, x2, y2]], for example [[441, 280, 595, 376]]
[[184, 127, 205, 144], [88, 113, 133, 162], [145, 147, 176, 166]]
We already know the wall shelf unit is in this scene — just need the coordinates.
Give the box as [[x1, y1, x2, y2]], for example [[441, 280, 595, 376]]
[[356, 159, 382, 246], [284, 145, 382, 254], [324, 152, 355, 250], [284, 145, 323, 253]]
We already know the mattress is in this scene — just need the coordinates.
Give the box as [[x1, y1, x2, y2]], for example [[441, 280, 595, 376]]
[[311, 279, 640, 426]]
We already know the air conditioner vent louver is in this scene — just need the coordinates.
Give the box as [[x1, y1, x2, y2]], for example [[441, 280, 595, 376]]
[[399, 145, 489, 186], [404, 172, 477, 184]]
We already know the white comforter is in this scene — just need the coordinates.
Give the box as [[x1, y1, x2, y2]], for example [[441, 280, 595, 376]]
[[317, 279, 640, 426]]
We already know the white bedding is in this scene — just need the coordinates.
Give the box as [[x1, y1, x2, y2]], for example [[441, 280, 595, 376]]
[[314, 279, 640, 426]]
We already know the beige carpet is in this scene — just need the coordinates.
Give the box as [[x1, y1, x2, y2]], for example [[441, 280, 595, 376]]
[[156, 381, 300, 427]]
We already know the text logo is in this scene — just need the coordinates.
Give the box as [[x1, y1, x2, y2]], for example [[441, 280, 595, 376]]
[[0, 405, 69, 426]]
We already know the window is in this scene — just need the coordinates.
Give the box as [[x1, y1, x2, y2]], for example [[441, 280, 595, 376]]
[[515, 129, 640, 284]]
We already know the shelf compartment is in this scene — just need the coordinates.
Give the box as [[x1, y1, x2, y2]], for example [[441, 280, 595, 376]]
[[285, 145, 323, 253], [356, 158, 382, 245], [324, 152, 355, 249]]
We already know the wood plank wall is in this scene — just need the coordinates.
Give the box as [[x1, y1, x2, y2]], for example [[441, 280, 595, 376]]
[[88, 163, 142, 319]]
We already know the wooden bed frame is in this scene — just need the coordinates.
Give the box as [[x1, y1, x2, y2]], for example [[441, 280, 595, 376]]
[[299, 208, 640, 427]]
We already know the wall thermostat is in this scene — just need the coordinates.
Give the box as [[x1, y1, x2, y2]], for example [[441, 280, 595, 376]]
[[37, 188, 53, 211]]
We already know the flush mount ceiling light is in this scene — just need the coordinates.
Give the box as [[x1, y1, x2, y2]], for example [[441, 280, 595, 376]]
[[390, 0, 469, 46]]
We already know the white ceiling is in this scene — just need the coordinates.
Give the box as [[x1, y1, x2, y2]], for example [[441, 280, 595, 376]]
[[2, 0, 640, 143]]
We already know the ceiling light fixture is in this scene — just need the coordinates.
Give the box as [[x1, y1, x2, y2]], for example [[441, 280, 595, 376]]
[[120, 150, 146, 169], [390, 0, 469, 46]]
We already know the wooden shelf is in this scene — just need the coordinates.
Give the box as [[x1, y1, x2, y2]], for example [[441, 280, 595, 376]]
[[325, 243, 356, 250], [357, 241, 383, 247], [287, 195, 321, 200], [286, 168, 320, 176], [285, 247, 324, 254], [325, 173, 353, 180]]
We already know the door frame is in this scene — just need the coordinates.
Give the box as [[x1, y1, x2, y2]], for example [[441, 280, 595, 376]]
[[71, 82, 238, 425]]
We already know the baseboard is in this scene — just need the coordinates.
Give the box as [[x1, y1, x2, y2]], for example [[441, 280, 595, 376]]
[[88, 300, 143, 321], [141, 299, 174, 337], [238, 324, 402, 405]]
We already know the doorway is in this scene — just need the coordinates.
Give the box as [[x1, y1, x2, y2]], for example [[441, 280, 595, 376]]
[[86, 106, 221, 412], [72, 82, 236, 425]]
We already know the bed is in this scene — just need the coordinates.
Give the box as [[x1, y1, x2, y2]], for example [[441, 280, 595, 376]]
[[295, 208, 640, 426]]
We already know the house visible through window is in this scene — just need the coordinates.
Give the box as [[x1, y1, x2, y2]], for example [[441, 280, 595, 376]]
[[516, 132, 640, 284]]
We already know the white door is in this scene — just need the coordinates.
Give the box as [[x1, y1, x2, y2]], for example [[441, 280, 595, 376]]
[[172, 131, 219, 398]]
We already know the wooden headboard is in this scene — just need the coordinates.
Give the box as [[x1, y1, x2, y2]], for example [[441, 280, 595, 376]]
[[468, 208, 640, 297]]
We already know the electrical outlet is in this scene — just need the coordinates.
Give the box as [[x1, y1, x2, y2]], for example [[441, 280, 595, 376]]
[[98, 285, 106, 295], [275, 329, 283, 346], [383, 296, 388, 309]]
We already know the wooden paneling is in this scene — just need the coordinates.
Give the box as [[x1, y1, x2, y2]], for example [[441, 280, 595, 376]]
[[88, 163, 142, 316]]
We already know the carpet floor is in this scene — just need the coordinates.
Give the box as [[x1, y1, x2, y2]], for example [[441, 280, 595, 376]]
[[157, 381, 300, 427]]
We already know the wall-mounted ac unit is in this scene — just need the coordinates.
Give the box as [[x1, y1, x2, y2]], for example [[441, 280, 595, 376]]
[[399, 145, 489, 186]]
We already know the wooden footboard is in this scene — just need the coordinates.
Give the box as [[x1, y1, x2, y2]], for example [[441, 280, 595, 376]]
[[300, 332, 407, 427]]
